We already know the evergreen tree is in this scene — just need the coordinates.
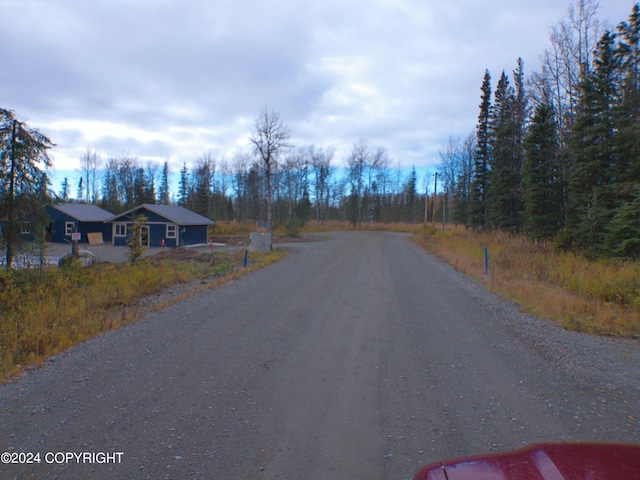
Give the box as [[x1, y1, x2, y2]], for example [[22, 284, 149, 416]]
[[614, 5, 640, 200], [192, 158, 213, 218], [487, 71, 524, 231], [0, 109, 53, 269], [522, 103, 562, 239], [178, 163, 189, 207], [158, 160, 171, 205], [77, 176, 84, 202], [486, 61, 528, 232], [133, 167, 146, 205], [604, 189, 640, 258], [59, 177, 70, 201], [468, 70, 492, 230], [567, 31, 619, 256], [404, 166, 417, 222], [101, 158, 121, 213], [226, 197, 234, 221]]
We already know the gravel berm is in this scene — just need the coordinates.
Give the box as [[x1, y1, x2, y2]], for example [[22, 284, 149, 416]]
[[1, 231, 638, 479]]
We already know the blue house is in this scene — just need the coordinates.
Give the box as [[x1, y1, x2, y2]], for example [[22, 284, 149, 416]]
[[107, 204, 215, 248], [45, 203, 114, 244]]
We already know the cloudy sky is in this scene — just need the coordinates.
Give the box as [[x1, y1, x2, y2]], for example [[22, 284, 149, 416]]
[[1, 0, 633, 188]]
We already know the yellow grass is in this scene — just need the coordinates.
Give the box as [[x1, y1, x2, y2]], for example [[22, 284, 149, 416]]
[[212, 219, 428, 236], [294, 219, 426, 234], [412, 226, 640, 337], [0, 248, 286, 380]]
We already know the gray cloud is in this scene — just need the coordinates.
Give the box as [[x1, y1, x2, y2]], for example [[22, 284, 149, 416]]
[[1, 0, 633, 176]]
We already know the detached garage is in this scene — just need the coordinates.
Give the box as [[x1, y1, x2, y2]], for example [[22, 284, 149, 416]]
[[45, 203, 113, 244], [107, 204, 215, 247]]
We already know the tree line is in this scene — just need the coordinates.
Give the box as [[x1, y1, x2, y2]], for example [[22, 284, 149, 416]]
[[438, 1, 640, 258], [60, 138, 429, 229], [46, 108, 428, 230]]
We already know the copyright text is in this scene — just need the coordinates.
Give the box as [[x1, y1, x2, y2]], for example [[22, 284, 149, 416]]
[[1, 451, 124, 464]]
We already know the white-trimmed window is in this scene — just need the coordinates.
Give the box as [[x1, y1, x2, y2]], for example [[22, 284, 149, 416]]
[[166, 224, 177, 239], [65, 222, 75, 236], [114, 223, 127, 237]]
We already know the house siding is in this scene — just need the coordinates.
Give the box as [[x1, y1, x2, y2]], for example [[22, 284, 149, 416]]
[[108, 206, 211, 247], [45, 205, 112, 244], [180, 225, 209, 246]]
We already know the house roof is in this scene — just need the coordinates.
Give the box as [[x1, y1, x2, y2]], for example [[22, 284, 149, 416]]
[[48, 203, 114, 222], [107, 204, 215, 226]]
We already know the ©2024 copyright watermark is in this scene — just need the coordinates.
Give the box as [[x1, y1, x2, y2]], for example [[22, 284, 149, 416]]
[[2, 451, 124, 465]]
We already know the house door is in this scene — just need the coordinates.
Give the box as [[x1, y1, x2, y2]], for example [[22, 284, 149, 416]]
[[140, 226, 150, 247]]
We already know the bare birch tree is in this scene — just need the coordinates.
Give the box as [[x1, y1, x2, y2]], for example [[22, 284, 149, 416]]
[[309, 145, 334, 223], [249, 108, 291, 235], [80, 148, 101, 204]]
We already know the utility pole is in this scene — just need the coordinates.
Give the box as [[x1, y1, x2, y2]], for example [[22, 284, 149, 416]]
[[432, 172, 437, 227], [424, 173, 431, 223], [425, 185, 428, 223], [441, 189, 446, 232]]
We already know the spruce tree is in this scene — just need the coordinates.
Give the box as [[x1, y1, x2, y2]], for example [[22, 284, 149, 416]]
[[604, 190, 640, 258], [404, 166, 417, 222], [567, 31, 619, 256], [487, 71, 524, 231], [0, 109, 53, 269], [523, 103, 562, 239], [158, 161, 171, 205], [193, 159, 213, 218], [468, 70, 492, 230], [614, 5, 640, 199], [60, 177, 70, 201], [178, 163, 189, 207]]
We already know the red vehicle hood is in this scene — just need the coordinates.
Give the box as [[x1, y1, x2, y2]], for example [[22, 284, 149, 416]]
[[411, 443, 640, 480]]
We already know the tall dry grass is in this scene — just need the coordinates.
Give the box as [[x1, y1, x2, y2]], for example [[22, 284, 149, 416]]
[[0, 249, 285, 380], [413, 227, 640, 337], [296, 219, 426, 234]]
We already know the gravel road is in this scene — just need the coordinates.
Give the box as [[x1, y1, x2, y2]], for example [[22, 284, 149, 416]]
[[1, 231, 638, 479]]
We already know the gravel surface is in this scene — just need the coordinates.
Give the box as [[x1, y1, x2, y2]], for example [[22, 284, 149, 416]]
[[0, 231, 638, 479]]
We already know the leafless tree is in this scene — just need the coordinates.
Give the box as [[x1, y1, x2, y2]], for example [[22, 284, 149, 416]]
[[113, 154, 139, 209], [309, 145, 335, 223], [79, 148, 101, 204], [249, 108, 291, 234], [218, 157, 231, 199], [530, 0, 602, 139], [280, 147, 307, 220], [230, 149, 251, 221], [438, 136, 462, 196], [528, 0, 603, 226], [369, 146, 390, 221], [347, 139, 370, 226]]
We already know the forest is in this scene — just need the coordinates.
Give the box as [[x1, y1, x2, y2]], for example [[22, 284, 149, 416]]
[[451, 2, 640, 259], [2, 1, 639, 260]]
